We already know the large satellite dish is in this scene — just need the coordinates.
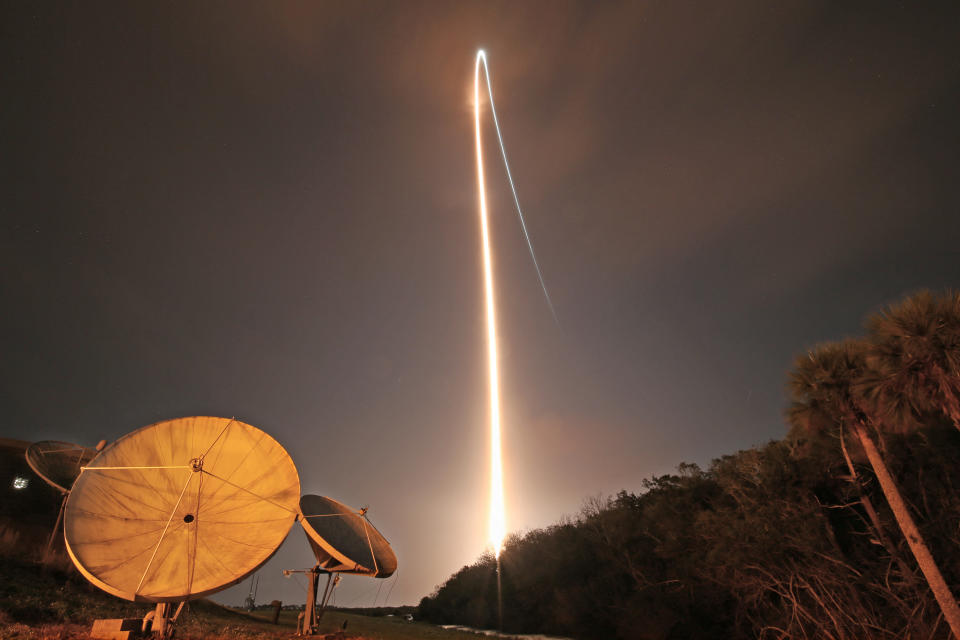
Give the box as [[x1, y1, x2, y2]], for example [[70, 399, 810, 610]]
[[299, 494, 397, 578], [64, 416, 300, 604], [26, 440, 100, 494]]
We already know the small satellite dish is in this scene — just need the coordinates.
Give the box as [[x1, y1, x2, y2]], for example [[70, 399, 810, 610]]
[[26, 440, 103, 558], [64, 416, 300, 604], [299, 495, 397, 578], [25, 440, 99, 494], [291, 495, 397, 634]]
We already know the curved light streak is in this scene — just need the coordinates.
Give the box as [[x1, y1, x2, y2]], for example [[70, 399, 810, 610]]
[[476, 52, 558, 325]]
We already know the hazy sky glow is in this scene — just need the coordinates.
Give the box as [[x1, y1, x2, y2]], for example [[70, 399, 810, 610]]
[[3, 2, 960, 607]]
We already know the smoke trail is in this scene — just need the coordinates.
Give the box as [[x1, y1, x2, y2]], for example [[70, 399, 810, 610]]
[[475, 51, 559, 326]]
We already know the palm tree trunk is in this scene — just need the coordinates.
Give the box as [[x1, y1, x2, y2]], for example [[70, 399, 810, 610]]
[[853, 421, 960, 638], [839, 427, 919, 587]]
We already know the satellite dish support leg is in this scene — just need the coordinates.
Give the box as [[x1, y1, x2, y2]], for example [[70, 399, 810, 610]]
[[297, 566, 334, 636], [317, 571, 336, 622], [147, 603, 172, 638], [142, 601, 182, 638], [300, 566, 319, 636], [44, 494, 67, 561]]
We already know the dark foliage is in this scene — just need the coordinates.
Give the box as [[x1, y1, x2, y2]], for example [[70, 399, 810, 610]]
[[420, 431, 960, 639], [419, 292, 960, 639]]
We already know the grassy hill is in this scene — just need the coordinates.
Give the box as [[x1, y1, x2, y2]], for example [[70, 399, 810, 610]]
[[0, 551, 292, 640], [247, 609, 487, 640], [0, 547, 496, 640]]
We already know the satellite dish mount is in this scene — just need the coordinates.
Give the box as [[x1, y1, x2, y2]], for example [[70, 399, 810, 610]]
[[284, 565, 340, 636], [142, 602, 185, 638]]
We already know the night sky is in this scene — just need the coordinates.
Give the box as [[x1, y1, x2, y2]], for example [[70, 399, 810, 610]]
[[3, 2, 960, 607]]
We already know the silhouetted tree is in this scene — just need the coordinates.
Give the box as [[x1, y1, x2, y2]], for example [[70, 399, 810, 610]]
[[861, 290, 960, 432], [788, 339, 960, 638]]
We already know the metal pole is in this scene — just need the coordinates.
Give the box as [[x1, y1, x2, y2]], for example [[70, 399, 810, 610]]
[[318, 572, 335, 623], [152, 602, 172, 637], [303, 569, 317, 635], [44, 494, 67, 561]]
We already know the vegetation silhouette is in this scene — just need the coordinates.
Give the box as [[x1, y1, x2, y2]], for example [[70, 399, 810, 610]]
[[419, 290, 960, 640]]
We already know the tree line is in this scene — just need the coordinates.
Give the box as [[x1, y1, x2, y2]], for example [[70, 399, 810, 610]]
[[418, 290, 960, 639]]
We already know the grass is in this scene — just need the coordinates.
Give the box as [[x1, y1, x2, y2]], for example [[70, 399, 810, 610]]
[[248, 609, 492, 640], [0, 545, 505, 640], [0, 552, 291, 639]]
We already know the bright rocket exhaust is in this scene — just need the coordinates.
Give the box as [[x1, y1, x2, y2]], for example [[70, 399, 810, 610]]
[[474, 50, 506, 557], [473, 49, 554, 557]]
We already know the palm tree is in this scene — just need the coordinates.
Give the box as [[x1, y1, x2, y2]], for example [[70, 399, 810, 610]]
[[859, 290, 960, 433], [788, 340, 960, 639]]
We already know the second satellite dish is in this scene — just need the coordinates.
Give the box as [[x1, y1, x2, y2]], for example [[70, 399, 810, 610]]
[[26, 439, 106, 558], [64, 416, 301, 603], [299, 494, 397, 578], [26, 440, 101, 494]]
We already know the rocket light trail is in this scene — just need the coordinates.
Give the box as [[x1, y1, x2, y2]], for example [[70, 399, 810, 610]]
[[475, 50, 506, 558], [474, 49, 554, 558]]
